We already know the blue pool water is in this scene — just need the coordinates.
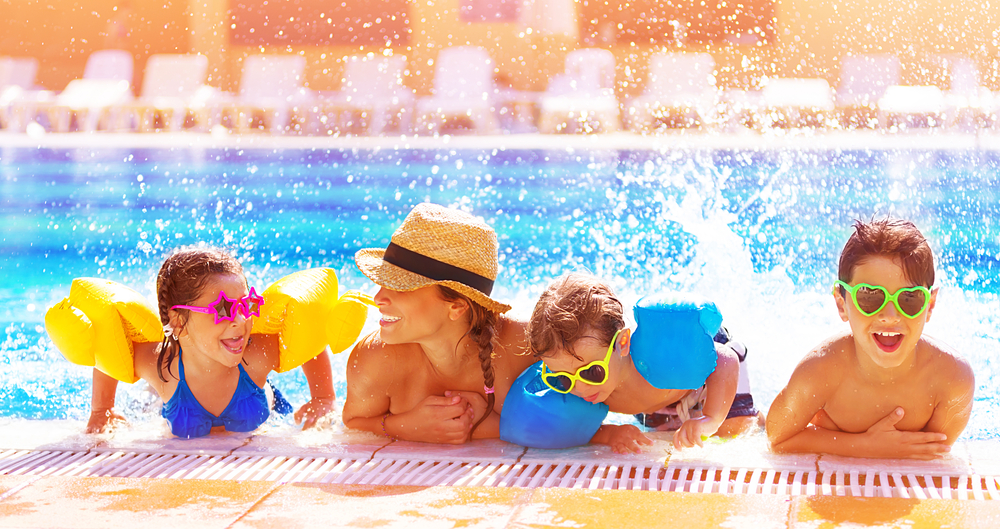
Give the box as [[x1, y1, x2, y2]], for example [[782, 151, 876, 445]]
[[2, 147, 999, 439]]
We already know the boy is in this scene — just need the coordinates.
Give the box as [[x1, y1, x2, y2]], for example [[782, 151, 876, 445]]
[[527, 273, 763, 454], [766, 218, 974, 459]]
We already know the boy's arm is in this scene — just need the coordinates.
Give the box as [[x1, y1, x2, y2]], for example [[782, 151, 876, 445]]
[[767, 355, 950, 459], [294, 349, 337, 429], [923, 356, 975, 444], [674, 343, 739, 448]]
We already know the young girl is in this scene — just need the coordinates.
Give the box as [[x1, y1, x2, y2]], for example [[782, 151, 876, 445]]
[[342, 203, 536, 443], [70, 247, 341, 437]]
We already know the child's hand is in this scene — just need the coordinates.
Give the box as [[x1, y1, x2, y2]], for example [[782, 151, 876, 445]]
[[295, 397, 336, 429], [862, 407, 951, 460], [445, 390, 489, 424], [602, 424, 654, 454], [674, 416, 722, 449], [86, 408, 125, 434]]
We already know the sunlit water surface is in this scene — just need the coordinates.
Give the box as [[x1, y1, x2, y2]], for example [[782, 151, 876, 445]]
[[2, 147, 998, 440]]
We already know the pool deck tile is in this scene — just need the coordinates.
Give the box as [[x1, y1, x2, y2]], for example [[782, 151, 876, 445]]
[[790, 494, 1000, 528], [0, 475, 38, 497], [665, 431, 820, 472], [512, 488, 793, 529], [233, 427, 390, 459], [518, 432, 674, 465], [93, 428, 253, 456], [965, 440, 1000, 476], [0, 476, 277, 529], [234, 483, 534, 529], [376, 438, 526, 463], [1, 475, 999, 528], [817, 447, 973, 476], [0, 419, 103, 452]]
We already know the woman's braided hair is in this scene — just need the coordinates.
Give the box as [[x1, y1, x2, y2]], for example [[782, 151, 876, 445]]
[[438, 285, 499, 440], [155, 247, 244, 382]]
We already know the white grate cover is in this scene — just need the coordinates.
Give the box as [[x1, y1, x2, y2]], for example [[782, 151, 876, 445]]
[[0, 449, 996, 500]]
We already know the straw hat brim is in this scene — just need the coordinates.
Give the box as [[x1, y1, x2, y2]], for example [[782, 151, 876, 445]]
[[356, 248, 511, 313]]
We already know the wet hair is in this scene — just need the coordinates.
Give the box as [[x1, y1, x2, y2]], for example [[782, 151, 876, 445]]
[[438, 285, 499, 440], [838, 217, 935, 287], [527, 273, 625, 361], [155, 247, 245, 382]]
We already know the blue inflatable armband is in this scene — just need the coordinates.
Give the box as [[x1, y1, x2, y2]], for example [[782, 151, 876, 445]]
[[631, 292, 722, 390], [500, 361, 609, 449]]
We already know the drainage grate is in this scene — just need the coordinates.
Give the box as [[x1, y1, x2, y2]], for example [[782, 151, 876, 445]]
[[1, 449, 996, 500]]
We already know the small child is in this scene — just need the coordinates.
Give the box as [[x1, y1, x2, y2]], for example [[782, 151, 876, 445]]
[[50, 247, 346, 438], [766, 218, 974, 459], [527, 273, 763, 453]]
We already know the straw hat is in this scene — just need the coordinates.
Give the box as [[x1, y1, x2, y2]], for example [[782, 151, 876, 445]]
[[355, 203, 511, 313]]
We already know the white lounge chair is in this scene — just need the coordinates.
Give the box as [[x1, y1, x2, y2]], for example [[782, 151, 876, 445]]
[[940, 56, 993, 129], [416, 46, 498, 134], [221, 54, 314, 134], [83, 49, 133, 82], [539, 48, 620, 133], [836, 54, 901, 128], [878, 85, 946, 129], [626, 52, 717, 131], [43, 50, 135, 132], [46, 79, 133, 132], [323, 55, 415, 135], [0, 57, 44, 131], [129, 54, 209, 132], [757, 77, 834, 129]]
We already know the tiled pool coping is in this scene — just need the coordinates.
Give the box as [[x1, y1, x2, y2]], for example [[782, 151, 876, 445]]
[[2, 420, 1000, 528]]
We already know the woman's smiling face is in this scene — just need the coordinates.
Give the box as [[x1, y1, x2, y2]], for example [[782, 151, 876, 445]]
[[372, 285, 455, 345]]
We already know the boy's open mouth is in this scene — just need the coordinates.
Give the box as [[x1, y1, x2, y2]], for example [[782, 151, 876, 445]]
[[873, 331, 903, 351]]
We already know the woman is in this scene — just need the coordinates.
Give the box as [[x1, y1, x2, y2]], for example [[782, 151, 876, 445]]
[[343, 203, 535, 443]]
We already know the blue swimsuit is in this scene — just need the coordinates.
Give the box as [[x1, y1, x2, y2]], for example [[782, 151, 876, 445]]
[[161, 349, 270, 439]]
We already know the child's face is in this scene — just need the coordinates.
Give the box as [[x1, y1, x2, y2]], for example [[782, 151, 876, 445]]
[[174, 273, 255, 368], [835, 255, 937, 370], [541, 332, 624, 404]]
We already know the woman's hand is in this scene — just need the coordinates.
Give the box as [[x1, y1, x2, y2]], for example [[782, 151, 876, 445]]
[[295, 397, 336, 429], [386, 395, 475, 444], [86, 408, 126, 434]]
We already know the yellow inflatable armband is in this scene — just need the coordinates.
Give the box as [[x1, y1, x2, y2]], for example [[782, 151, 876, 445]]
[[255, 268, 373, 373], [44, 278, 164, 383]]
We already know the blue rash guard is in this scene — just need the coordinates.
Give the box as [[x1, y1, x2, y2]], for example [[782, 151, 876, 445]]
[[161, 349, 270, 439]]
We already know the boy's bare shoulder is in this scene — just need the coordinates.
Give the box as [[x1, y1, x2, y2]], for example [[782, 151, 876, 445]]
[[793, 332, 855, 376], [919, 336, 974, 386]]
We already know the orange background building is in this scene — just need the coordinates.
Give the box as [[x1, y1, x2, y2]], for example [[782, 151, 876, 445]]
[[2, 0, 997, 97]]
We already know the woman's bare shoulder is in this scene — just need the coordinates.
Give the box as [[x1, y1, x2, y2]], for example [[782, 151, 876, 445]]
[[494, 315, 534, 371], [347, 331, 414, 370]]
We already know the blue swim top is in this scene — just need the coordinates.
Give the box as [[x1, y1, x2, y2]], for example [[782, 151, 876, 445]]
[[161, 349, 270, 439]]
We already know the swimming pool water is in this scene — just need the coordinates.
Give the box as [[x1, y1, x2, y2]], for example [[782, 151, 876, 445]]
[[2, 147, 999, 439]]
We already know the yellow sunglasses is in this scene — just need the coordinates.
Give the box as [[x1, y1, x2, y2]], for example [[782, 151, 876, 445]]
[[541, 329, 622, 394]]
